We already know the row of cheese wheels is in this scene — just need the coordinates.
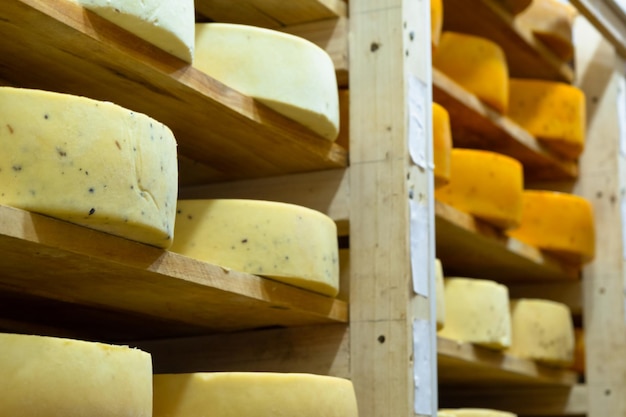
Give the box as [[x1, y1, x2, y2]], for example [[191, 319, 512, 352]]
[[0, 87, 341, 297], [0, 332, 358, 416], [433, 103, 595, 264], [70, 0, 340, 142], [434, 259, 580, 368], [432, 0, 584, 160]]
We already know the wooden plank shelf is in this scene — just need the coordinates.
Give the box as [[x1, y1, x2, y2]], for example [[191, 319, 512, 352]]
[[433, 70, 578, 181], [442, 0, 574, 83], [435, 200, 580, 282], [0, 0, 347, 185], [0, 205, 347, 342], [438, 336, 579, 387]]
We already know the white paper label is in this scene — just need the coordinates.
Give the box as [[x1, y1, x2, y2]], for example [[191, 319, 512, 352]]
[[413, 318, 433, 415], [408, 76, 429, 169], [410, 197, 430, 297]]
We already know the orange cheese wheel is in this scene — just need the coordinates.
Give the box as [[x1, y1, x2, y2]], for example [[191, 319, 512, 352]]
[[433, 32, 509, 113], [508, 79, 586, 160], [507, 190, 595, 264], [435, 149, 524, 229], [431, 0, 443, 52], [432, 103, 453, 188]]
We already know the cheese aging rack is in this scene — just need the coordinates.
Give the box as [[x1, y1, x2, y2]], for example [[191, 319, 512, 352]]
[[1, 1, 626, 417]]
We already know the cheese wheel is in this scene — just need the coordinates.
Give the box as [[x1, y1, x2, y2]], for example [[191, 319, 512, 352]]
[[431, 0, 443, 52], [194, 23, 339, 141], [438, 412, 457, 417], [438, 277, 512, 350], [432, 103, 453, 188], [516, 0, 577, 61], [71, 0, 194, 62], [506, 191, 595, 264], [0, 332, 152, 416], [435, 258, 446, 330], [435, 149, 524, 229], [507, 298, 575, 366], [440, 409, 517, 417], [153, 372, 359, 417], [508, 79, 586, 159], [433, 32, 509, 113], [0, 87, 178, 248], [171, 199, 339, 296]]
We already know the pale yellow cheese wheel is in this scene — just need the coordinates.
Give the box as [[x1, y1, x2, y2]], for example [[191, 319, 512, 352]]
[[440, 409, 517, 417]]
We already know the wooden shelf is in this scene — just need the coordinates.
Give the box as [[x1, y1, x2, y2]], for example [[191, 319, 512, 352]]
[[438, 336, 579, 387], [0, 205, 347, 342], [442, 0, 574, 83], [435, 200, 579, 282], [433, 70, 578, 181], [1, 0, 347, 185]]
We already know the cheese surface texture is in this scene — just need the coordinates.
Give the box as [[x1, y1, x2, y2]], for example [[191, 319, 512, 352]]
[[507, 191, 595, 264], [435, 149, 524, 229], [171, 199, 339, 296], [154, 372, 359, 417], [435, 258, 446, 330], [194, 23, 339, 141], [432, 103, 453, 188], [508, 79, 586, 159], [0, 87, 178, 248], [431, 0, 443, 52], [433, 32, 509, 113], [438, 277, 512, 350], [0, 333, 152, 416], [440, 409, 517, 417], [72, 0, 194, 62], [507, 298, 575, 366]]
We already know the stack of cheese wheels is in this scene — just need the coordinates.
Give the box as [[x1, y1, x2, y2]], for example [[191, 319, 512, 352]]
[[433, 32, 509, 113], [440, 409, 517, 417], [435, 149, 524, 229], [507, 191, 595, 264], [438, 277, 512, 350], [194, 23, 339, 141], [153, 372, 359, 417], [507, 298, 575, 366], [432, 103, 453, 188], [0, 332, 152, 416], [431, 0, 443, 52], [70, 0, 195, 62], [0, 87, 178, 248], [508, 79, 586, 159], [171, 199, 340, 297], [435, 258, 446, 330]]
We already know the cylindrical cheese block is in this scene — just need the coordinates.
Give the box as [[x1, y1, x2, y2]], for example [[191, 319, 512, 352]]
[[431, 0, 443, 52], [153, 372, 359, 417], [171, 199, 339, 297], [0, 332, 152, 416], [508, 78, 586, 160], [435, 149, 524, 229], [432, 103, 453, 188], [71, 0, 195, 62], [438, 412, 457, 417], [438, 277, 512, 350], [0, 87, 178, 248], [440, 409, 517, 417], [507, 298, 575, 367], [435, 258, 446, 330], [506, 190, 595, 264], [433, 32, 509, 113], [194, 23, 339, 141]]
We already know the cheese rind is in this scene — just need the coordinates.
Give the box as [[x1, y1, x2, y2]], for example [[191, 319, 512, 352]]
[[435, 149, 524, 229], [438, 277, 512, 350], [0, 333, 152, 416], [508, 79, 586, 159], [194, 23, 339, 141], [433, 32, 509, 113], [507, 298, 575, 366], [171, 199, 339, 296], [71, 0, 194, 62], [431, 0, 443, 52], [440, 409, 517, 417], [153, 372, 359, 417], [507, 191, 595, 264], [0, 87, 178, 248], [432, 103, 453, 188], [435, 258, 446, 330]]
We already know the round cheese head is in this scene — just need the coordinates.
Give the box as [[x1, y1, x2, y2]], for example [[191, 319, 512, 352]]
[[432, 103, 453, 188]]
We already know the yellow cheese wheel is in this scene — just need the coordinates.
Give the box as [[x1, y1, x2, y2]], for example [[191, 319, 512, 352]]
[[438, 277, 512, 350], [435, 258, 446, 331], [0, 333, 152, 416], [431, 0, 443, 52], [435, 149, 524, 229], [506, 190, 595, 264], [440, 409, 517, 417], [433, 32, 509, 113], [171, 199, 339, 297], [432, 103, 453, 188], [507, 298, 575, 367], [0, 87, 178, 248], [153, 372, 359, 417], [508, 78, 586, 159]]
